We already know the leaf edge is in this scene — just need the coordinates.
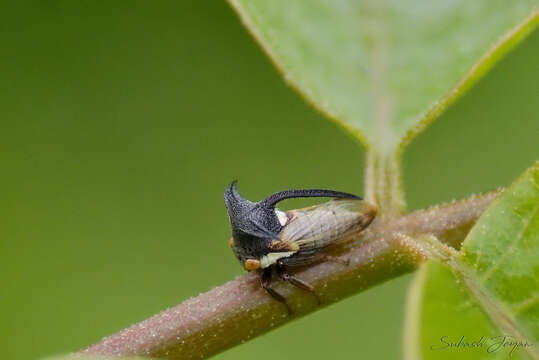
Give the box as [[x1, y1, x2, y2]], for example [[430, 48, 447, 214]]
[[398, 9, 539, 151]]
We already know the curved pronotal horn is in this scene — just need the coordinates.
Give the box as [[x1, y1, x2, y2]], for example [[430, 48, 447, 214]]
[[224, 180, 254, 212], [224, 180, 240, 208], [259, 189, 361, 209], [229, 180, 240, 198]]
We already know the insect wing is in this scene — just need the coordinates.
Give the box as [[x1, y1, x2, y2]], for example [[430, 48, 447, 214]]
[[279, 199, 376, 252]]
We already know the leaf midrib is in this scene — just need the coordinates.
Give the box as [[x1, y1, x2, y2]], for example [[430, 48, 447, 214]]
[[361, 1, 397, 153]]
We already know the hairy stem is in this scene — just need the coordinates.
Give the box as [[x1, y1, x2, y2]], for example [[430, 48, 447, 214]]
[[365, 150, 405, 216], [77, 190, 500, 360]]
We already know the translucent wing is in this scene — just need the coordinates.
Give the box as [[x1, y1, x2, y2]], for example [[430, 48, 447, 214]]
[[278, 199, 376, 252]]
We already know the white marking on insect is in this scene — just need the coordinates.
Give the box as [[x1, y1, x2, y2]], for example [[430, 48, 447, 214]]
[[260, 251, 296, 268], [275, 209, 288, 226]]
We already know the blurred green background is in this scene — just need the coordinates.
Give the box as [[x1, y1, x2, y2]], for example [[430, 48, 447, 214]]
[[1, 2, 537, 359]]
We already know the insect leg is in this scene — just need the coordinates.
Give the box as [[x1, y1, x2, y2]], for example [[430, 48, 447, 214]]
[[276, 266, 321, 305], [260, 268, 292, 314]]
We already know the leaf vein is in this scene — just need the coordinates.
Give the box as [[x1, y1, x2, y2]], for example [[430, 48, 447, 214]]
[[513, 293, 539, 316], [479, 201, 539, 283]]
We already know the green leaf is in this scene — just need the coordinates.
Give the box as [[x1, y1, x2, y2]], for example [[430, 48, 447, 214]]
[[404, 162, 539, 359], [228, 0, 538, 149]]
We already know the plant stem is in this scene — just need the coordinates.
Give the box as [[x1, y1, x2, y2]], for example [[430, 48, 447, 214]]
[[365, 150, 405, 216], [77, 190, 500, 360]]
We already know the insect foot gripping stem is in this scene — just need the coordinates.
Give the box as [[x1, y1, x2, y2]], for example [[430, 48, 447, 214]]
[[260, 268, 292, 314]]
